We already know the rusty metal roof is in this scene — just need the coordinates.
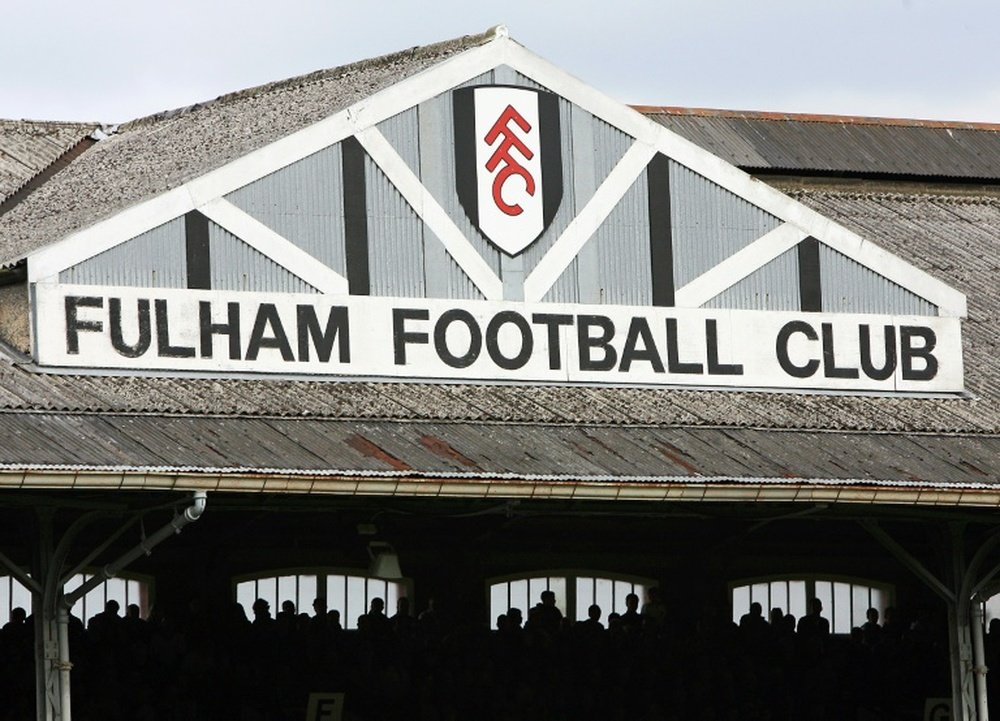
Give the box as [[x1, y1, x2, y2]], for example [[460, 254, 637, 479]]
[[0, 413, 998, 489], [640, 107, 1000, 180]]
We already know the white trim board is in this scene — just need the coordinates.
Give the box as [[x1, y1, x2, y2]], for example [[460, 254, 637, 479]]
[[26, 31, 967, 319]]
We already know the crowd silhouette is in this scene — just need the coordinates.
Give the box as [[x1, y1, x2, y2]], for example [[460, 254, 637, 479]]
[[0, 589, 955, 720]]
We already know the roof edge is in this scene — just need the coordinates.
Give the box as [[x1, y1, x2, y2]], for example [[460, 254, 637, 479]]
[[633, 105, 1000, 132], [2, 468, 999, 506], [120, 26, 504, 131]]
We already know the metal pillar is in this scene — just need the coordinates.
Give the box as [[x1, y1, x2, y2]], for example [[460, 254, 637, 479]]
[[17, 491, 209, 721], [861, 519, 1000, 721]]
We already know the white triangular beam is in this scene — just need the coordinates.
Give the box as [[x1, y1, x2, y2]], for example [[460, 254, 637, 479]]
[[500, 39, 967, 317], [355, 127, 504, 300], [523, 140, 657, 303], [199, 198, 348, 295], [674, 223, 809, 308]]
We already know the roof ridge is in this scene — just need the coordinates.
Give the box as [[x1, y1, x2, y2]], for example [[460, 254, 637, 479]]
[[634, 105, 1000, 131], [120, 27, 501, 131], [0, 119, 100, 129]]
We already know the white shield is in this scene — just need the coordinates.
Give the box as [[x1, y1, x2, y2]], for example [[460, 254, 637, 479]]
[[454, 86, 562, 256]]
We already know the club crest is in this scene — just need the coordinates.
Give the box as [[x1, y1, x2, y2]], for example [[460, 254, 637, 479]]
[[454, 86, 563, 256]]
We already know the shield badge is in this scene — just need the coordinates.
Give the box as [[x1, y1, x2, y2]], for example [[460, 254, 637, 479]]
[[454, 86, 563, 256]]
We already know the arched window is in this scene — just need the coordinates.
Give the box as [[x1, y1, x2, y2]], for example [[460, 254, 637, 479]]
[[730, 575, 894, 633], [0, 573, 151, 626], [234, 569, 412, 630], [487, 570, 655, 626]]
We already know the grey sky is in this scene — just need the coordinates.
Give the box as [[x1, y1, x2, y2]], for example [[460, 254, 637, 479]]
[[3, 0, 997, 124]]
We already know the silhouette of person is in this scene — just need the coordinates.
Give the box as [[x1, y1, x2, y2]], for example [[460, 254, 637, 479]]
[[861, 607, 882, 646], [526, 590, 563, 635], [796, 598, 830, 640], [620, 592, 642, 631]]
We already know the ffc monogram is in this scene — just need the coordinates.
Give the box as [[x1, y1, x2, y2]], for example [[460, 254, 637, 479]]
[[454, 86, 563, 256]]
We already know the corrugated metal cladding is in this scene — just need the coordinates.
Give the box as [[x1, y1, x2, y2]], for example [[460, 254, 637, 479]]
[[207, 221, 317, 293], [819, 245, 936, 316], [375, 65, 635, 304], [562, 169, 652, 306], [226, 144, 347, 277], [669, 160, 781, 289], [60, 217, 187, 287], [703, 247, 800, 311], [365, 156, 426, 298]]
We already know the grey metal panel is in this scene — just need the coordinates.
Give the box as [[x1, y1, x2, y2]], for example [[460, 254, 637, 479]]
[[226, 144, 346, 276], [365, 158, 426, 298], [569, 169, 651, 306], [208, 221, 316, 293], [819, 245, 936, 316], [524, 96, 580, 302], [538, 111, 635, 304], [377, 108, 420, 174], [703, 247, 800, 311], [60, 217, 187, 288], [415, 72, 496, 300], [669, 161, 781, 289]]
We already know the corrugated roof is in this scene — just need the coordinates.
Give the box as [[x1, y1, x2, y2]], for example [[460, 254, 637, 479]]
[[640, 107, 1000, 180], [0, 187, 995, 436], [0, 29, 498, 268], [0, 38, 998, 492], [0, 413, 997, 487]]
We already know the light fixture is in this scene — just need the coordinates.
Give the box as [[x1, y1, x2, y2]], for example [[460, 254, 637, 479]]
[[367, 541, 402, 579]]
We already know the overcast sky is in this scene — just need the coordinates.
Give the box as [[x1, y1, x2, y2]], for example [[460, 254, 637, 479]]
[[3, 0, 997, 125]]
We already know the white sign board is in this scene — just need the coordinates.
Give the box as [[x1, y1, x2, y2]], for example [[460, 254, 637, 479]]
[[33, 284, 964, 393]]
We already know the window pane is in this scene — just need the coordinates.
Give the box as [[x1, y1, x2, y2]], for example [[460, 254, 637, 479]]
[[613, 580, 633, 614], [751, 582, 769, 610], [0, 578, 9, 626], [237, 581, 255, 618], [771, 581, 788, 615], [815, 581, 832, 622], [277, 575, 298, 613], [386, 581, 400, 616], [299, 575, 317, 613], [509, 579, 529, 615], [346, 576, 365, 629], [491, 584, 508, 625], [326, 575, 345, 621], [13, 578, 32, 616], [576, 577, 593, 622], [84, 576, 105, 626], [852, 585, 869, 628], [984, 595, 1000, 626], [549, 577, 567, 615], [107, 578, 128, 613], [528, 577, 548, 609], [789, 581, 807, 620], [833, 582, 851, 633], [871, 587, 888, 618], [732, 585, 750, 624], [595, 578, 613, 618]]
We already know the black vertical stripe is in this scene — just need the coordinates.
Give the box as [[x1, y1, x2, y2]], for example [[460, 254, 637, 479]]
[[452, 87, 479, 227], [647, 153, 674, 307], [184, 210, 211, 290], [537, 90, 563, 227], [798, 236, 822, 312], [342, 136, 370, 296]]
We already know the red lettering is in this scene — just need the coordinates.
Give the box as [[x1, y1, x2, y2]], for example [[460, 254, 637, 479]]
[[484, 105, 536, 216]]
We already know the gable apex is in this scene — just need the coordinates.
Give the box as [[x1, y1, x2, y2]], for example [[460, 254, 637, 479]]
[[19, 30, 966, 321]]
